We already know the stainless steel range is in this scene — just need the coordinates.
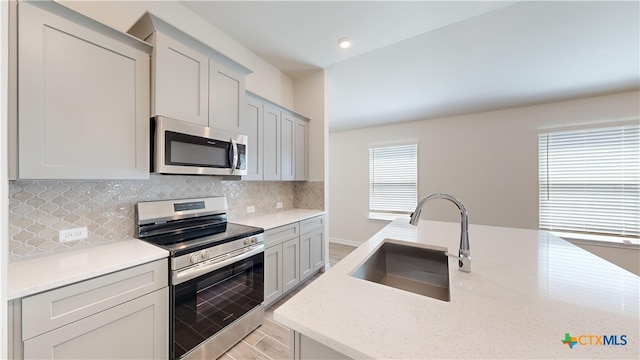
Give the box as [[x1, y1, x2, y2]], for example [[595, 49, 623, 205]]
[[135, 197, 264, 360]]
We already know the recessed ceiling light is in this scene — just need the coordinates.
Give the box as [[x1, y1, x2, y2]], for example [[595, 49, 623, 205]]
[[338, 37, 352, 49]]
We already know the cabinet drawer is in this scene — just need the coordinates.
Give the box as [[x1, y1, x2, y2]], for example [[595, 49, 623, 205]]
[[264, 223, 299, 247], [300, 215, 325, 235], [22, 259, 168, 340]]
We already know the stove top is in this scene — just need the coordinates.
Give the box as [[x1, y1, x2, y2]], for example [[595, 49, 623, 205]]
[[134, 197, 264, 257], [144, 222, 263, 257]]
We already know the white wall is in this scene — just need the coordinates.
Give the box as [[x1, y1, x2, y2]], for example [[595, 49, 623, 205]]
[[329, 91, 640, 245], [292, 70, 329, 268], [293, 70, 326, 182], [60, 0, 294, 108]]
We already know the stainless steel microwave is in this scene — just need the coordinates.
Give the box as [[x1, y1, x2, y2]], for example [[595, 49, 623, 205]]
[[152, 116, 248, 176]]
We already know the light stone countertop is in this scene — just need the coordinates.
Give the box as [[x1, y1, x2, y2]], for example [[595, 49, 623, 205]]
[[274, 219, 639, 359], [232, 209, 325, 230], [8, 239, 168, 300], [7, 209, 324, 300]]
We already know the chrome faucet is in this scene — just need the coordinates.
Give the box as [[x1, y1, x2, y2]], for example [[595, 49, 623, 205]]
[[409, 193, 471, 272]]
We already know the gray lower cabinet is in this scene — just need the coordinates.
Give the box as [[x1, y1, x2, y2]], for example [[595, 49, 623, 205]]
[[299, 233, 313, 281], [13, 259, 169, 359], [23, 288, 168, 359], [263, 215, 325, 308], [300, 228, 325, 281], [282, 237, 301, 293], [264, 245, 283, 305], [293, 331, 351, 360], [310, 228, 325, 272], [263, 223, 299, 307]]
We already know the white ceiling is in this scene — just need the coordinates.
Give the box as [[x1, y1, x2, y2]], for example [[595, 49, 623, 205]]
[[180, 1, 640, 132]]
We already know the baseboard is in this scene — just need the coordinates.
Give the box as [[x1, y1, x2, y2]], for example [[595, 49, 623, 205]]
[[329, 237, 361, 247]]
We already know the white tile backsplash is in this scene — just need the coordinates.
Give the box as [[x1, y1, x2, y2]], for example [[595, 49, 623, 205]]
[[9, 174, 323, 261]]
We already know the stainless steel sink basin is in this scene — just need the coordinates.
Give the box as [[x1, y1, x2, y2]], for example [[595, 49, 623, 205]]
[[351, 240, 450, 301]]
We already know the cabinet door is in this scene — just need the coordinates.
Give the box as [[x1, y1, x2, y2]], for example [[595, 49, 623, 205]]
[[281, 112, 296, 181], [209, 60, 245, 133], [22, 260, 167, 340], [295, 117, 308, 181], [264, 245, 283, 307], [311, 229, 325, 272], [17, 2, 150, 179], [243, 97, 263, 180], [263, 105, 282, 181], [282, 238, 300, 293], [154, 32, 209, 126], [299, 233, 313, 281], [23, 287, 169, 359]]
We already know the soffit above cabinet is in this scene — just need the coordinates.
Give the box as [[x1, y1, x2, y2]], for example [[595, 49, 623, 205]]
[[246, 91, 310, 122], [29, 0, 152, 54], [127, 12, 252, 76]]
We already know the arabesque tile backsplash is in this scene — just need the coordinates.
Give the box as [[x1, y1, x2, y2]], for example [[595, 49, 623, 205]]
[[8, 174, 324, 261]]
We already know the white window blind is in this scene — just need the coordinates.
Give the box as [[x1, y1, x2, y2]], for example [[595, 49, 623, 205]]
[[538, 123, 640, 238], [369, 144, 418, 217]]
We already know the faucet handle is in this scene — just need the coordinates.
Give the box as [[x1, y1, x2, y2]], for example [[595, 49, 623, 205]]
[[444, 250, 471, 273]]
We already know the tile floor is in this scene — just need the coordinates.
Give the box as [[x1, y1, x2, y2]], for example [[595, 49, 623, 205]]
[[218, 243, 357, 360]]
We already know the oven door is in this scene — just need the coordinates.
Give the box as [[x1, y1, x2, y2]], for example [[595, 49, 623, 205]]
[[153, 116, 247, 176], [171, 246, 264, 359]]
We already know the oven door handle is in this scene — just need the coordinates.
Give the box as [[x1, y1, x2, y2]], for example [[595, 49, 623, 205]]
[[173, 244, 264, 285]]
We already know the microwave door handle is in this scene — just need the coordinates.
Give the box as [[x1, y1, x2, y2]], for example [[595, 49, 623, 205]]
[[230, 138, 238, 174]]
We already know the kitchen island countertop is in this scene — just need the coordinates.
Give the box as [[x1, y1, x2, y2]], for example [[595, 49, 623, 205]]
[[274, 219, 639, 359]]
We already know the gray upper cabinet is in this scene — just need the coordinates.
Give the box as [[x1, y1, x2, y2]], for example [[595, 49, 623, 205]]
[[243, 92, 309, 182], [11, 1, 151, 180], [128, 13, 250, 133], [281, 113, 296, 181], [153, 32, 209, 126], [209, 60, 246, 134], [295, 117, 308, 181], [263, 104, 282, 181], [244, 97, 264, 180]]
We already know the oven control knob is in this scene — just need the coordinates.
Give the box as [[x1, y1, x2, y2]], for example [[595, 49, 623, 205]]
[[250, 236, 258, 244], [200, 250, 210, 260], [244, 238, 250, 245], [189, 254, 200, 264]]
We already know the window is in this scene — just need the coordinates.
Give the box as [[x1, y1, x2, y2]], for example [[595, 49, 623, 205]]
[[369, 144, 418, 219], [538, 123, 639, 238]]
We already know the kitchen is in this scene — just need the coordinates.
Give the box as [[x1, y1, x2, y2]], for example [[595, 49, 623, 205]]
[[1, 1, 639, 359]]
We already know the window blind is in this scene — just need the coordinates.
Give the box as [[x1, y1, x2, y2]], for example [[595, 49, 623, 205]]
[[538, 124, 640, 237], [369, 144, 418, 215]]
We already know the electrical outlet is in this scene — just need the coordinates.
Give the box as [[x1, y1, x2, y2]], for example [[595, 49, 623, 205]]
[[59, 227, 88, 243], [247, 205, 256, 214], [276, 202, 283, 209]]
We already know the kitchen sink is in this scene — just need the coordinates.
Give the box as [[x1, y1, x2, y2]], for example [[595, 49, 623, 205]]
[[351, 240, 450, 301]]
